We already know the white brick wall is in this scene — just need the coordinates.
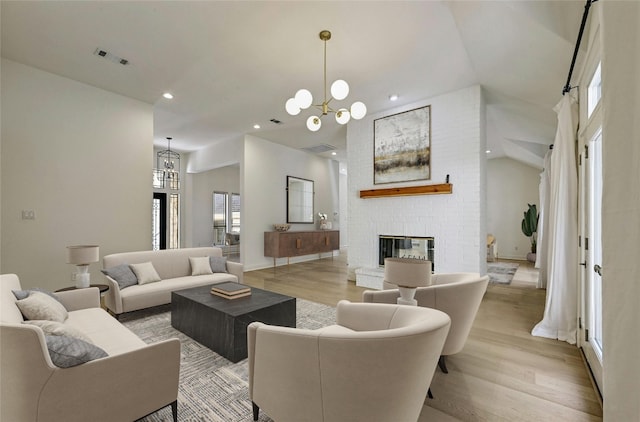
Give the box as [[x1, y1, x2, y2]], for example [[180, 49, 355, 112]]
[[347, 85, 486, 282]]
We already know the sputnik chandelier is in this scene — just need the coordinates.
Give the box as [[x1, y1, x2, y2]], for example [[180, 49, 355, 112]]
[[285, 30, 367, 132]]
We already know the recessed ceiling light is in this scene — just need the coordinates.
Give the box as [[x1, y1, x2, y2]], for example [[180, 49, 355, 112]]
[[486, 150, 491, 154], [253, 124, 261, 129], [389, 94, 399, 101], [331, 151, 337, 156], [163, 92, 174, 99]]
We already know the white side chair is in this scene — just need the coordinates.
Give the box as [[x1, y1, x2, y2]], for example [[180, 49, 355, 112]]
[[363, 273, 489, 374], [247, 300, 451, 422]]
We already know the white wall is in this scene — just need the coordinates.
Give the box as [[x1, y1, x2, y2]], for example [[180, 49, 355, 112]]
[[184, 137, 243, 249], [601, 2, 640, 419], [243, 135, 340, 271], [186, 136, 243, 173], [487, 157, 541, 260], [189, 165, 240, 247], [339, 164, 348, 248], [347, 85, 486, 276], [1, 59, 153, 290]]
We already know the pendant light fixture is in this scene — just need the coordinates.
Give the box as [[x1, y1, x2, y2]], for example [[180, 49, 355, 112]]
[[156, 137, 180, 189], [285, 30, 367, 132]]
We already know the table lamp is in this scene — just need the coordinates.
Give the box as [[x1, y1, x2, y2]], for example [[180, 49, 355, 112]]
[[67, 245, 100, 288], [384, 257, 431, 306]]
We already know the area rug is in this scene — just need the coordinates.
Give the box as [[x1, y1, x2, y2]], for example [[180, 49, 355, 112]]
[[487, 262, 519, 284], [121, 299, 336, 422]]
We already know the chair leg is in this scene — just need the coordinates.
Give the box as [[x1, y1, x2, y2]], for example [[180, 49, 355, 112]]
[[171, 400, 178, 422], [438, 355, 449, 374], [427, 388, 434, 399], [252, 401, 259, 421]]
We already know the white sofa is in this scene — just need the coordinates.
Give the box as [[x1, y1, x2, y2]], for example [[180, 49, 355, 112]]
[[0, 273, 180, 422], [102, 247, 243, 316]]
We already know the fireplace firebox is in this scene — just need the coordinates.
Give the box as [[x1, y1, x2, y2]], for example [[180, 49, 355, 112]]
[[378, 235, 434, 271]]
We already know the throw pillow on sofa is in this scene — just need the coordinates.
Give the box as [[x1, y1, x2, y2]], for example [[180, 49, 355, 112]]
[[16, 291, 68, 322], [101, 264, 138, 289], [13, 287, 63, 304], [45, 335, 108, 368], [190, 256, 214, 276], [23, 320, 93, 343], [209, 256, 228, 273], [129, 262, 161, 285]]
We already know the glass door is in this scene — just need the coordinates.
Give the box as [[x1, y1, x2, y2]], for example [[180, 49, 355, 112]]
[[579, 130, 603, 393]]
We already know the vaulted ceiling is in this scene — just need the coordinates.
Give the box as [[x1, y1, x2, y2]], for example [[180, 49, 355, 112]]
[[1, 1, 588, 168]]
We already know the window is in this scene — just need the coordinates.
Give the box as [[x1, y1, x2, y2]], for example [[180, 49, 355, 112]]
[[231, 193, 241, 233], [213, 192, 227, 245], [212, 191, 241, 245], [587, 62, 602, 118], [169, 193, 180, 249]]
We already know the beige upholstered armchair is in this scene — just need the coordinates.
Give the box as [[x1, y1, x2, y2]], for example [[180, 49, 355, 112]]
[[363, 273, 489, 374], [248, 300, 451, 422]]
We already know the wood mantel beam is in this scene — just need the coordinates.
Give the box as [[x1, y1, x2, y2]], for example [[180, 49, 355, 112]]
[[359, 183, 453, 199]]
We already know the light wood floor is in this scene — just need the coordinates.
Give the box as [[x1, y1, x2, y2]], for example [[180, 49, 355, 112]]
[[244, 253, 602, 421]]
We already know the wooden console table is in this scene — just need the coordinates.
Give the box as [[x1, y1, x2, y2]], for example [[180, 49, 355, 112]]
[[264, 230, 339, 267]]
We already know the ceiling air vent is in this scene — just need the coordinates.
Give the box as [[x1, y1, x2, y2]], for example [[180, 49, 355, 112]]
[[301, 144, 336, 154], [93, 48, 130, 66]]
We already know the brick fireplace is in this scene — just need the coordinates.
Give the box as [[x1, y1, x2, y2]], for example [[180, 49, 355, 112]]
[[348, 86, 486, 289]]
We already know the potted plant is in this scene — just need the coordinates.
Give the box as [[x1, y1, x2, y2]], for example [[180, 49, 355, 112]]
[[521, 203, 538, 262]]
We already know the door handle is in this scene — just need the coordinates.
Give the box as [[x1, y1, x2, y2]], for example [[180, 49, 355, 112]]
[[580, 261, 587, 267], [594, 264, 602, 276]]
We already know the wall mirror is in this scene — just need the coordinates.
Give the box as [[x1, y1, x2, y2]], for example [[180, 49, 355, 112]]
[[287, 176, 314, 223]]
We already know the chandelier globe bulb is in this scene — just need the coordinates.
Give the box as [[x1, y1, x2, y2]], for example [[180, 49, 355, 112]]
[[335, 109, 351, 125], [285, 98, 301, 115], [331, 80, 350, 101], [295, 89, 313, 109], [306, 116, 322, 131], [350, 101, 367, 120]]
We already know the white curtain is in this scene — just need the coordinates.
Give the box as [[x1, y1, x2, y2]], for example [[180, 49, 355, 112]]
[[532, 94, 578, 344], [535, 149, 552, 289]]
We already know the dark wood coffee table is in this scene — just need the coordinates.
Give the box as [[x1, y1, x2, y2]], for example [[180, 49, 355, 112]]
[[171, 284, 296, 362]]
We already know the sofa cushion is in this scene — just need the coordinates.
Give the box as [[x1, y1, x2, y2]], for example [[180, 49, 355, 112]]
[[16, 291, 68, 322], [23, 320, 92, 343], [13, 288, 63, 304], [119, 273, 239, 314], [101, 264, 138, 289], [209, 256, 228, 273], [45, 335, 108, 368], [65, 307, 147, 355], [130, 262, 161, 285], [190, 256, 213, 276]]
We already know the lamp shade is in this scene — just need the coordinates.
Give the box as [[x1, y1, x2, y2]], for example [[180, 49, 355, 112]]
[[66, 245, 100, 265], [384, 258, 431, 288]]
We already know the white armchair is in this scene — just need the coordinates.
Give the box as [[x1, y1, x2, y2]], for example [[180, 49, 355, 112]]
[[248, 300, 451, 422], [363, 273, 489, 373]]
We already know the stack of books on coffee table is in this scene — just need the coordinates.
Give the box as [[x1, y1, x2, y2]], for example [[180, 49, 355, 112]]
[[210, 282, 251, 299]]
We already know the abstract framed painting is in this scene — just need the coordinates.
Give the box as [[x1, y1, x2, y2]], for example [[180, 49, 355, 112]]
[[373, 105, 431, 184]]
